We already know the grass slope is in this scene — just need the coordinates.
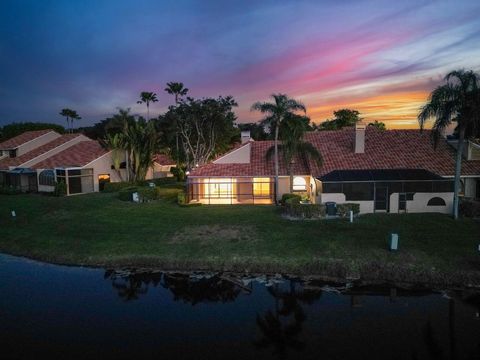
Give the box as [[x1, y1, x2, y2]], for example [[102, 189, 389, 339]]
[[1, 184, 479, 285]]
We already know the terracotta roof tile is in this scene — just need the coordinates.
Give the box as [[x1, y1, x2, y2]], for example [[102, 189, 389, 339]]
[[154, 154, 175, 165], [0, 129, 55, 149], [189, 128, 480, 178], [33, 141, 109, 169], [0, 134, 83, 170]]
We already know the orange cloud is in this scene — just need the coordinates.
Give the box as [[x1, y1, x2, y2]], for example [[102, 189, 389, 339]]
[[308, 91, 430, 129]]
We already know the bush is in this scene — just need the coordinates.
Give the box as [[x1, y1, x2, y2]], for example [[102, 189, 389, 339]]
[[137, 187, 162, 202], [177, 191, 186, 205], [53, 181, 67, 197], [171, 167, 185, 182], [118, 187, 138, 201], [283, 203, 326, 219], [337, 203, 360, 217], [460, 199, 480, 218], [0, 186, 22, 195], [281, 193, 302, 205], [103, 182, 135, 193]]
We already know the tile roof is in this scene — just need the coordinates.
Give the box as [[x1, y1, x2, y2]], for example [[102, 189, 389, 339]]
[[154, 154, 175, 165], [33, 141, 109, 169], [0, 134, 83, 170], [189, 128, 480, 178], [0, 129, 55, 149], [189, 141, 310, 177]]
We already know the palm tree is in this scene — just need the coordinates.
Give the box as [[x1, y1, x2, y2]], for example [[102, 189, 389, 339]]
[[266, 114, 323, 193], [165, 82, 189, 168], [418, 69, 480, 219], [59, 108, 81, 133], [104, 133, 125, 181], [136, 92, 158, 120], [252, 94, 307, 203], [164, 82, 189, 104]]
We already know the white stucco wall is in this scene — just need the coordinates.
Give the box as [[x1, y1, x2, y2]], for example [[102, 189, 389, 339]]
[[16, 131, 60, 156], [319, 193, 374, 214], [390, 192, 453, 214], [214, 143, 251, 164], [82, 151, 124, 192]]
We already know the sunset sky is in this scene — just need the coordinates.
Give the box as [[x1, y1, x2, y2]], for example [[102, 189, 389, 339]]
[[1, 0, 479, 129]]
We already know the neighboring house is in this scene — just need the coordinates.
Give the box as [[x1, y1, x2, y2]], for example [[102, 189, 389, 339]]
[[33, 140, 125, 194], [187, 125, 480, 213], [0, 129, 126, 195], [150, 154, 176, 178], [0, 131, 90, 192]]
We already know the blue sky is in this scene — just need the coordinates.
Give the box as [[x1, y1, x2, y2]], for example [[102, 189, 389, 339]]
[[1, 0, 479, 128]]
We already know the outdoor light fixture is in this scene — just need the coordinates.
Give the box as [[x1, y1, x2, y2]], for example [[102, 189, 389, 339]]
[[185, 171, 190, 175]]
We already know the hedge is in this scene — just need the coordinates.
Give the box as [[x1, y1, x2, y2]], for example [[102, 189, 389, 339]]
[[281, 193, 302, 205], [103, 182, 135, 193], [460, 199, 480, 218], [118, 187, 138, 201], [283, 203, 326, 219], [104, 178, 183, 192], [337, 203, 360, 217]]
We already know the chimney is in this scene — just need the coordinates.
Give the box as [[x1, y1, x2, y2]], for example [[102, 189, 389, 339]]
[[354, 122, 366, 153], [241, 130, 251, 144]]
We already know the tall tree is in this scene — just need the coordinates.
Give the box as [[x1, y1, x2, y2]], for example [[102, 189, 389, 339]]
[[103, 108, 159, 182], [251, 94, 306, 204], [164, 82, 189, 104], [59, 108, 81, 133], [418, 69, 480, 219], [318, 108, 361, 130], [0, 122, 65, 141], [164, 82, 189, 167], [168, 96, 238, 170], [136, 92, 158, 120], [266, 114, 323, 193]]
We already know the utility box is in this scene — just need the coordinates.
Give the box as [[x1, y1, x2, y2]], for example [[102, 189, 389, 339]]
[[389, 233, 399, 251]]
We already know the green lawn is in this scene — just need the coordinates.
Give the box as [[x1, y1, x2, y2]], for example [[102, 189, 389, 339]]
[[1, 183, 479, 285]]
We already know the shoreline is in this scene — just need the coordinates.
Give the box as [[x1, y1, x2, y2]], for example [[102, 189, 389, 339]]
[[2, 249, 480, 290]]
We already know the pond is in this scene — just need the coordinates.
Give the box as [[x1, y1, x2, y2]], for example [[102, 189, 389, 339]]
[[0, 254, 479, 359]]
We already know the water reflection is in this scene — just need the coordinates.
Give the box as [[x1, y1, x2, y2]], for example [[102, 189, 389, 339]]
[[103, 269, 480, 359], [105, 270, 251, 304], [2, 254, 479, 360], [255, 281, 322, 358]]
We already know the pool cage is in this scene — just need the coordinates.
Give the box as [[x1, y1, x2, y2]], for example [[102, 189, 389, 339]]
[[186, 177, 275, 204]]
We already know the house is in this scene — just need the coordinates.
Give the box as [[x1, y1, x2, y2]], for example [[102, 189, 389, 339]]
[[0, 130, 91, 192], [150, 154, 176, 178], [0, 130, 125, 195], [0, 129, 173, 195], [187, 124, 480, 213]]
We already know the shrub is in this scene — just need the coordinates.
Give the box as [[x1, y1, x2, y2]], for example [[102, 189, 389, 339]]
[[118, 187, 138, 201], [177, 191, 186, 205], [337, 203, 360, 217], [171, 167, 185, 182], [137, 187, 162, 202], [53, 181, 67, 197], [459, 199, 480, 218], [281, 193, 302, 205], [103, 182, 135, 193], [283, 203, 326, 219]]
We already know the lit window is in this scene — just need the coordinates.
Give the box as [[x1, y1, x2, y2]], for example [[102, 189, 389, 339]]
[[292, 177, 307, 191], [253, 178, 271, 197]]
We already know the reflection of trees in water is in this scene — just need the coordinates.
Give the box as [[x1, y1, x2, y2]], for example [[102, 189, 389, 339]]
[[104, 270, 162, 302], [104, 270, 249, 304], [255, 280, 322, 359], [161, 273, 245, 305]]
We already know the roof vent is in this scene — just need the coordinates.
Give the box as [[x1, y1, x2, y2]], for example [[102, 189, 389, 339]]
[[355, 123, 366, 153]]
